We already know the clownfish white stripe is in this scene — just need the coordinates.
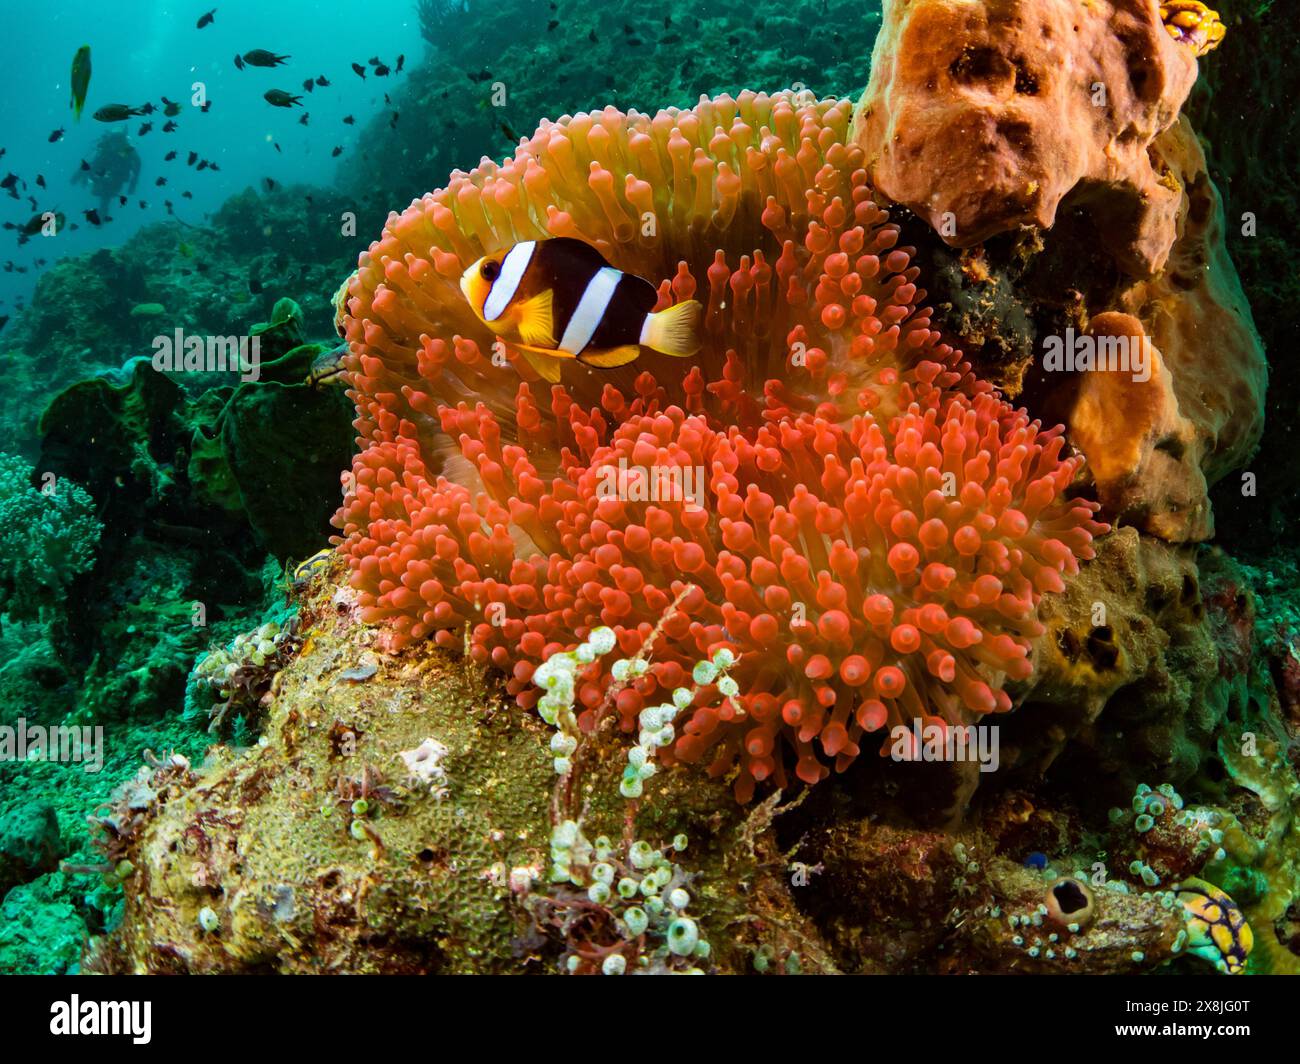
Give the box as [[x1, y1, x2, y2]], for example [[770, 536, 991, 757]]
[[483, 240, 535, 321], [559, 266, 621, 354]]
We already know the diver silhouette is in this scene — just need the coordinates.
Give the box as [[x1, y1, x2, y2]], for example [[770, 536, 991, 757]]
[[71, 131, 141, 220]]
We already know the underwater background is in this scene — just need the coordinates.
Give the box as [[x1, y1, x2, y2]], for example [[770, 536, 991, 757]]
[[0, 0, 1296, 976]]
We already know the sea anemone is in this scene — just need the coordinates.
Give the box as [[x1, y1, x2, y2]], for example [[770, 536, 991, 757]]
[[333, 91, 1106, 800]]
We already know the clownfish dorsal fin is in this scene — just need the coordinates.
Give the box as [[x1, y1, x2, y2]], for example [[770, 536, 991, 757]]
[[578, 345, 640, 369], [515, 289, 555, 347]]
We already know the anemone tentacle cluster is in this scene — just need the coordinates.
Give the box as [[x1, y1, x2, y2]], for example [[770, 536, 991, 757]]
[[333, 91, 1106, 799]]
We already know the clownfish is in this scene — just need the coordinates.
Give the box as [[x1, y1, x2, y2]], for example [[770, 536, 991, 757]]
[[460, 237, 702, 382]]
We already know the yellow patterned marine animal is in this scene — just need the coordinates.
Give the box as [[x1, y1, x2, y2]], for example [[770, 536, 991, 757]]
[[1176, 878, 1253, 975], [292, 548, 334, 589], [1160, 2, 1227, 57]]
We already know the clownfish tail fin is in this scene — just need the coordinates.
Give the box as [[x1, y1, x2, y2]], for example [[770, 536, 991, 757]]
[[640, 299, 701, 357]]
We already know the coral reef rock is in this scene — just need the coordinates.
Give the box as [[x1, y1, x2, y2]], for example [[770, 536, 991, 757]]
[[853, 0, 1197, 277], [855, 0, 1265, 543], [86, 567, 828, 975]]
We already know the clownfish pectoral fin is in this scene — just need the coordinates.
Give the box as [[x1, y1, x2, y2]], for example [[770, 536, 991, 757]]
[[514, 289, 555, 347], [513, 343, 563, 383], [640, 299, 702, 357], [577, 345, 641, 369]]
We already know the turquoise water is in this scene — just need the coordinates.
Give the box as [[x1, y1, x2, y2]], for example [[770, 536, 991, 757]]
[[0, 0, 879, 319], [0, 0, 424, 314]]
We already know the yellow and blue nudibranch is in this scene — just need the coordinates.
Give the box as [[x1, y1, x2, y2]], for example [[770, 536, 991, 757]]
[[1176, 878, 1253, 974], [1160, 2, 1227, 57], [292, 548, 334, 587]]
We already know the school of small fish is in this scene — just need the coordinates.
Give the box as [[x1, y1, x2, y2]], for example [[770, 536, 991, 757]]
[[0, 9, 413, 328]]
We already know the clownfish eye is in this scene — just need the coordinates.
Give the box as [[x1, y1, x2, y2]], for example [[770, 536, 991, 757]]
[[480, 260, 500, 282]]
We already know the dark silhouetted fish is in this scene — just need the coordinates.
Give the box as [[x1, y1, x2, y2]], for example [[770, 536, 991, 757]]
[[351, 63, 365, 78], [49, 128, 65, 143], [5, 211, 62, 237], [243, 50, 290, 67], [263, 89, 303, 108], [94, 104, 145, 122], [197, 8, 216, 29]]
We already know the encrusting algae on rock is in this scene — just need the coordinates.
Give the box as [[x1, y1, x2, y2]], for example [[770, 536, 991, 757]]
[[84, 557, 835, 974]]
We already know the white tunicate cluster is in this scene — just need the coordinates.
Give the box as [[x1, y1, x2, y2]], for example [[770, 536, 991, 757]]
[[620, 647, 737, 800], [555, 823, 713, 973], [193, 620, 288, 697], [533, 626, 619, 776], [549, 818, 594, 884]]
